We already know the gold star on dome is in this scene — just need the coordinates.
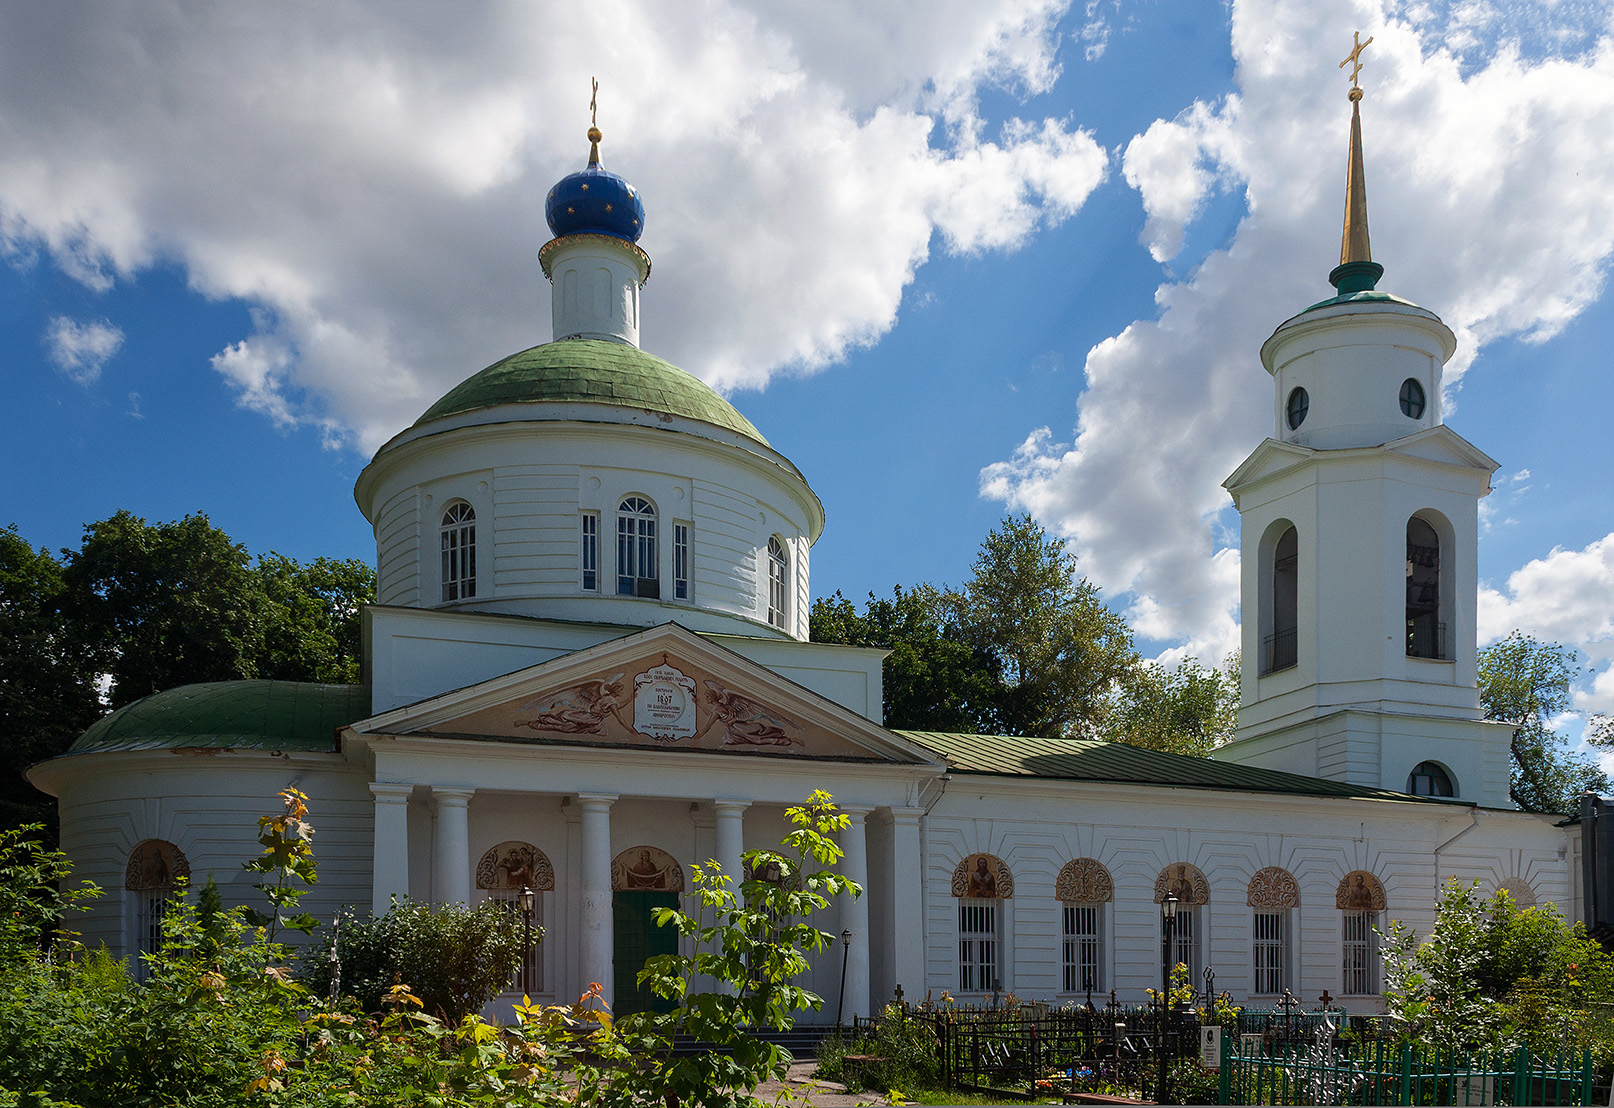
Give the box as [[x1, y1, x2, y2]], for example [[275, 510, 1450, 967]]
[[567, 206, 575, 214], [580, 183, 589, 191], [605, 203, 613, 212]]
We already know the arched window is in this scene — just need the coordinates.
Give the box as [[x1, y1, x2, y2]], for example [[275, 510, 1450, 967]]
[[1406, 761, 1455, 797], [767, 536, 789, 630], [952, 853, 1013, 993], [126, 839, 190, 979], [1154, 863, 1209, 982], [1406, 516, 1442, 658], [1262, 524, 1298, 674], [477, 841, 555, 995], [440, 502, 476, 601], [1057, 859, 1112, 994], [1336, 871, 1386, 995], [616, 497, 659, 598], [1247, 867, 1300, 995]]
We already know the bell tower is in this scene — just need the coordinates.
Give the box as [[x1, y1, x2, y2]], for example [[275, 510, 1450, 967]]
[[1215, 37, 1514, 807]]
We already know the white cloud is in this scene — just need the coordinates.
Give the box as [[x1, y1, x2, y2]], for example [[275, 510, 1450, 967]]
[[983, 0, 1614, 656], [1479, 532, 1614, 647], [0, 2, 1107, 452], [44, 315, 123, 385]]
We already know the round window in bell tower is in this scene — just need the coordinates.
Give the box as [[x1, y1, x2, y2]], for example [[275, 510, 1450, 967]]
[[1399, 378, 1426, 419], [1285, 387, 1309, 430]]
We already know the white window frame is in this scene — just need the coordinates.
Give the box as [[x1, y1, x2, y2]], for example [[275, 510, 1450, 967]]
[[767, 535, 789, 630], [440, 501, 477, 602], [673, 522, 690, 601], [1253, 909, 1290, 995], [616, 497, 659, 598], [1062, 902, 1104, 994], [580, 512, 599, 592], [1342, 910, 1379, 995], [488, 889, 544, 995], [958, 898, 1000, 993]]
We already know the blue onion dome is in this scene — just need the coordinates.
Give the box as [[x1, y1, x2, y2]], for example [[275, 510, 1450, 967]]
[[544, 125, 645, 243]]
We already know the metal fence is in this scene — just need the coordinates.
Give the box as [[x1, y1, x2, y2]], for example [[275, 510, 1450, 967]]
[[1219, 1032, 1597, 1105]]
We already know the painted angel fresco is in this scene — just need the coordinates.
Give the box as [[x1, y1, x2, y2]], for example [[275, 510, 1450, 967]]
[[514, 674, 626, 734], [701, 679, 800, 746]]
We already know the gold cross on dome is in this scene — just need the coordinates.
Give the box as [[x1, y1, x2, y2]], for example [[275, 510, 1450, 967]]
[[590, 77, 598, 127], [1340, 31, 1373, 90]]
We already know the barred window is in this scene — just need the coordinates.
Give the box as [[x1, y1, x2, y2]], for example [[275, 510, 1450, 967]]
[[126, 839, 189, 982], [1164, 906, 1201, 983], [1062, 902, 1103, 994], [440, 502, 476, 601], [616, 497, 658, 598], [767, 536, 789, 630], [1342, 910, 1378, 994], [581, 513, 599, 592], [489, 889, 543, 995], [673, 522, 690, 601], [1253, 910, 1289, 994], [958, 899, 999, 993]]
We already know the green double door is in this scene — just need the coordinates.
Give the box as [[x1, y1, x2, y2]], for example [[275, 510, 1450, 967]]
[[612, 890, 679, 1015]]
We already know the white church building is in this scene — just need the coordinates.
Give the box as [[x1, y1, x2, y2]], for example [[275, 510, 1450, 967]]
[[31, 97, 1575, 1021]]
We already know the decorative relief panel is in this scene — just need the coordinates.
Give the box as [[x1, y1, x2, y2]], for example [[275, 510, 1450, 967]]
[[476, 841, 555, 892], [1056, 858, 1113, 903], [514, 675, 627, 735], [951, 853, 1014, 899], [1336, 870, 1386, 911], [1153, 862, 1210, 905], [125, 839, 190, 891], [1497, 877, 1537, 908], [612, 846, 685, 892], [1246, 866, 1300, 909]]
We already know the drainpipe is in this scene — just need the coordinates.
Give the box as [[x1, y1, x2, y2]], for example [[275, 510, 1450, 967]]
[[1433, 807, 1481, 867]]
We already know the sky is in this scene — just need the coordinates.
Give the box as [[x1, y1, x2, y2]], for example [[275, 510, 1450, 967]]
[[5, 1, 1614, 731]]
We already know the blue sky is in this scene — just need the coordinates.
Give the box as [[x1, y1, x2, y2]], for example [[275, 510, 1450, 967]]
[[5, 1, 1614, 715]]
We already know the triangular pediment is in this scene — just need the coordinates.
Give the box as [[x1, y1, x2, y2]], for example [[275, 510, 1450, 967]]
[[349, 622, 938, 765], [1223, 438, 1315, 495], [1382, 425, 1499, 472]]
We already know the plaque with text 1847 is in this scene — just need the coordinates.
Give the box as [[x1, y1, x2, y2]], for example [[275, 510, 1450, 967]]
[[633, 663, 698, 742]]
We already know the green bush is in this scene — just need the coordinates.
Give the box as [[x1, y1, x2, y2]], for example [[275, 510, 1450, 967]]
[[816, 1005, 943, 1092]]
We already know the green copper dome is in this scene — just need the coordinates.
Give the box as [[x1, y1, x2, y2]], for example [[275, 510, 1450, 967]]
[[415, 339, 768, 447], [69, 681, 369, 755]]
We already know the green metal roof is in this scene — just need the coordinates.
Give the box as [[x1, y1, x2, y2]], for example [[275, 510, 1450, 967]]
[[896, 730, 1455, 804], [69, 681, 369, 755], [415, 339, 768, 446], [1298, 288, 1423, 315]]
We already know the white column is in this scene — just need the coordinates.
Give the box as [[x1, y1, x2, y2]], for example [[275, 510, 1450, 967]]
[[713, 799, 750, 899], [889, 807, 926, 1002], [578, 793, 617, 1007], [840, 806, 873, 1020], [431, 787, 475, 905], [370, 783, 414, 916]]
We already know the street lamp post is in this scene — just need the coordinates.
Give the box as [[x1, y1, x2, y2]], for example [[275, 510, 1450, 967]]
[[518, 885, 535, 996], [837, 928, 853, 1030], [1159, 894, 1180, 1106]]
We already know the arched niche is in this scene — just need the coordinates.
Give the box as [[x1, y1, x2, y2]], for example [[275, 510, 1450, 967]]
[[1497, 877, 1537, 908], [1335, 870, 1386, 911], [1258, 519, 1299, 675], [1154, 862, 1210, 905], [611, 846, 684, 892], [1247, 866, 1300, 909], [952, 853, 1014, 899], [125, 839, 190, 891], [476, 841, 555, 892], [1056, 859, 1113, 903]]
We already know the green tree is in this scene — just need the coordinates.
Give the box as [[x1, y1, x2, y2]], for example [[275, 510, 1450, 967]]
[[1102, 654, 1239, 757], [946, 515, 1137, 738], [1478, 631, 1608, 813], [0, 528, 101, 839], [810, 585, 1001, 731], [256, 552, 374, 684]]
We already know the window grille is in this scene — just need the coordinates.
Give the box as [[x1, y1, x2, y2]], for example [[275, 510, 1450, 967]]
[[1342, 910, 1378, 994], [1253, 910, 1288, 994], [1163, 906, 1200, 982], [440, 502, 476, 601], [488, 890, 543, 994], [958, 899, 999, 993], [1062, 902, 1103, 993], [135, 890, 174, 981], [767, 536, 789, 629], [616, 497, 659, 598], [580, 513, 599, 592], [673, 523, 689, 600]]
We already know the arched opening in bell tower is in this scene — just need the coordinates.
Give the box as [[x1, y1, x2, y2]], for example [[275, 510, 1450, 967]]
[[1258, 521, 1299, 675], [1405, 514, 1445, 659]]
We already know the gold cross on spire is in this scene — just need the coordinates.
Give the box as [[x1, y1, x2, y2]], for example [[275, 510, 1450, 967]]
[[587, 77, 603, 165], [1339, 32, 1373, 95], [590, 77, 598, 128]]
